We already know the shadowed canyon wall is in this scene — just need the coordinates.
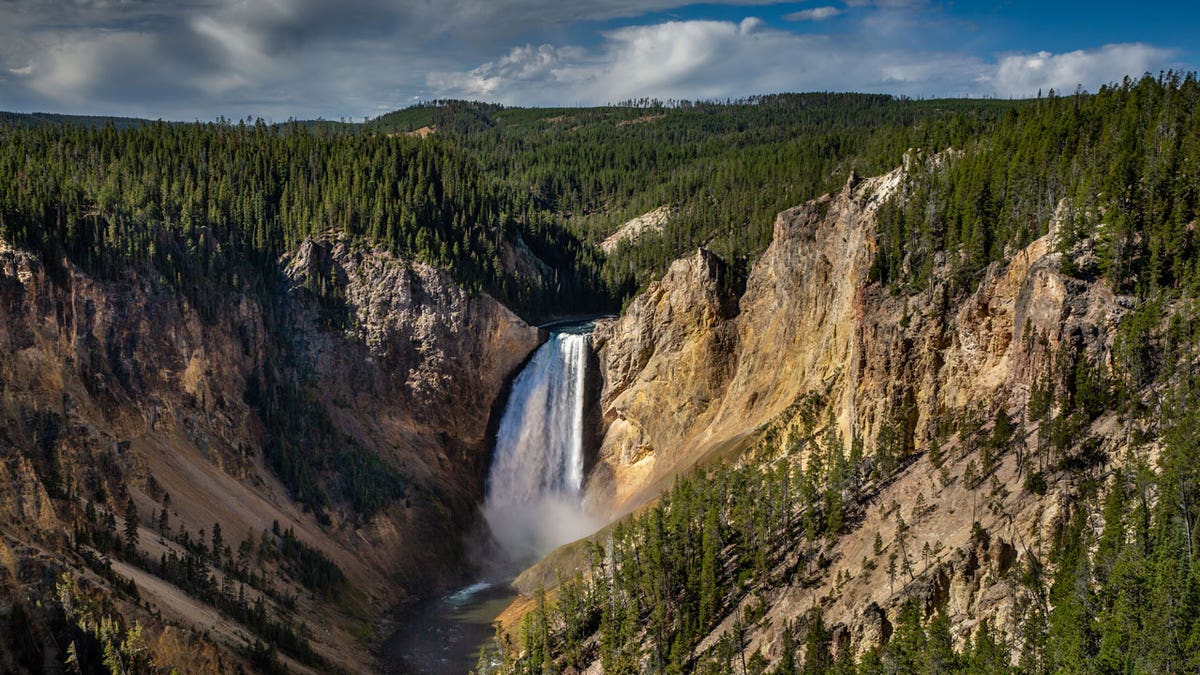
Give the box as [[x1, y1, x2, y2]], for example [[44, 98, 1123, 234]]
[[0, 235, 539, 672]]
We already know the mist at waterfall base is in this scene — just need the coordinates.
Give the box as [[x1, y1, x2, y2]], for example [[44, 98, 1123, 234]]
[[483, 329, 600, 566]]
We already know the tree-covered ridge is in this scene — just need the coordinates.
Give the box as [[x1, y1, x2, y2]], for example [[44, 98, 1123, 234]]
[[0, 94, 1029, 314], [492, 75, 1200, 674], [873, 73, 1200, 298], [0, 111, 154, 131], [0, 118, 609, 321], [367, 94, 1028, 296]]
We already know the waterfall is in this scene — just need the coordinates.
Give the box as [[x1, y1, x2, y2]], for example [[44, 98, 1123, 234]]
[[484, 330, 598, 562]]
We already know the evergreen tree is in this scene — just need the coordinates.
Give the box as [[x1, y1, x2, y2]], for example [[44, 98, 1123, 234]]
[[122, 500, 139, 554]]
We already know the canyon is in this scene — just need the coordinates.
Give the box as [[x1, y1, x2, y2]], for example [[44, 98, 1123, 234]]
[[502, 157, 1141, 668], [0, 156, 1144, 671], [1, 76, 1197, 675]]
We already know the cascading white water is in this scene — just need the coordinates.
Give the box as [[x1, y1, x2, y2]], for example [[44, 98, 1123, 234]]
[[484, 330, 598, 562]]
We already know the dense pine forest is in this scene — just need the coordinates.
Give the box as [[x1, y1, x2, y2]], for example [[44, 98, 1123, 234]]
[[873, 73, 1200, 299], [367, 94, 1024, 298], [5, 78, 1195, 319], [0, 93, 1026, 318], [491, 74, 1200, 674], [0, 118, 609, 322]]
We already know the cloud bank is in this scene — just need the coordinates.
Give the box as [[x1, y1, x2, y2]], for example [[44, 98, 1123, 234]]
[[989, 43, 1173, 96], [431, 20, 1177, 106], [0, 0, 1185, 120]]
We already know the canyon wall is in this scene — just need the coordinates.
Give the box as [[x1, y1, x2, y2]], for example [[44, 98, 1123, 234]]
[[584, 161, 1131, 661], [0, 236, 540, 672]]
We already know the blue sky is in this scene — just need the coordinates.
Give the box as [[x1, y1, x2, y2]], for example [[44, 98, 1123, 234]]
[[634, 2, 1198, 55], [0, 0, 1194, 120]]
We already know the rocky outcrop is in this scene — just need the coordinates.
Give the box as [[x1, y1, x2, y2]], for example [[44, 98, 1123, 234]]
[[599, 206, 677, 253], [587, 248, 738, 511], [589, 165, 1124, 511], [0, 236, 540, 671], [584, 160, 1132, 661], [587, 171, 903, 516], [284, 238, 540, 530]]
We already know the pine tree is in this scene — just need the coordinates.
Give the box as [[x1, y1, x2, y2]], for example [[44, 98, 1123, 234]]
[[882, 599, 925, 674], [122, 500, 140, 554], [1046, 509, 1098, 672], [924, 611, 960, 673], [211, 522, 223, 569], [800, 609, 832, 674]]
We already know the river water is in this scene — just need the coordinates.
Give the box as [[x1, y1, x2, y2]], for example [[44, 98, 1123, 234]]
[[384, 580, 517, 674]]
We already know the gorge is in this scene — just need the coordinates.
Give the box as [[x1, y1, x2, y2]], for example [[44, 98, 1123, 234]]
[[2, 79, 1200, 674]]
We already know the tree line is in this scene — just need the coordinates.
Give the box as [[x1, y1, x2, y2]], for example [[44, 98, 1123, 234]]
[[0, 117, 611, 322]]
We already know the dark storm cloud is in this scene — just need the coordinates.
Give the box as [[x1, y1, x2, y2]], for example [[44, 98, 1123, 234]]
[[0, 0, 224, 116]]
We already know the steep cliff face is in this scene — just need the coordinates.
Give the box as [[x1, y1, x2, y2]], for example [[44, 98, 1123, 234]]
[[584, 162, 1132, 661], [588, 170, 902, 516], [588, 248, 739, 511], [0, 236, 540, 671], [284, 239, 541, 547], [591, 166, 1122, 510]]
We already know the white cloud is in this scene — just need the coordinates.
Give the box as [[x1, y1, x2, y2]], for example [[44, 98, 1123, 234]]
[[988, 43, 1176, 97], [784, 7, 845, 21], [432, 18, 814, 104], [432, 44, 596, 99], [429, 17, 1182, 106]]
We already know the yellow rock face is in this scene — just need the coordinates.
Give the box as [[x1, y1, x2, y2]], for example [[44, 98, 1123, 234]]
[[589, 162, 1126, 533]]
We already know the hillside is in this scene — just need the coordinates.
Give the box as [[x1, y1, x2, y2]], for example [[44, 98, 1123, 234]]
[[364, 95, 1027, 300], [0, 111, 154, 130], [0, 118, 610, 324], [491, 74, 1200, 674], [0, 232, 541, 672]]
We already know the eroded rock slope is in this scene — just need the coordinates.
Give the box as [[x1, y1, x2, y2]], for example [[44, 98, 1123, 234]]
[[0, 236, 539, 672], [580, 161, 1132, 662]]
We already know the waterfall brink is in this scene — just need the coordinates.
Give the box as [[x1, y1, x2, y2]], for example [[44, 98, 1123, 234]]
[[484, 330, 598, 563]]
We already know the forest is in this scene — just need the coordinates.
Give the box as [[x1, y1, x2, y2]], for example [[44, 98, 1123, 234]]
[[0, 93, 1028, 320], [366, 94, 1025, 298], [0, 117, 610, 322], [8, 79, 1195, 323], [497, 381, 1200, 673]]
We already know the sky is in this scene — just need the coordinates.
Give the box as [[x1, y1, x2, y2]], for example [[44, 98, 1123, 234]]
[[0, 0, 1195, 121]]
